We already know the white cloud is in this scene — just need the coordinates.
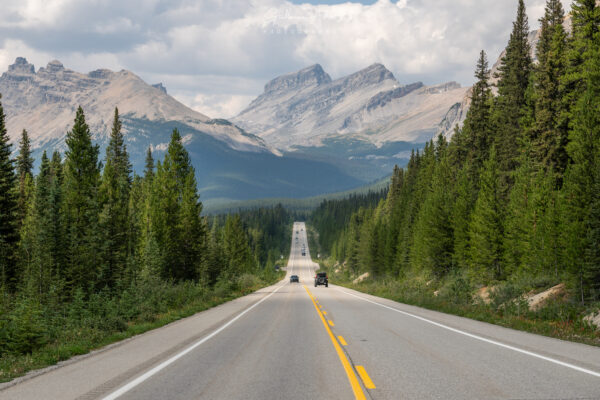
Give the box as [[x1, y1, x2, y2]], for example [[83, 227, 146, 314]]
[[0, 0, 572, 118]]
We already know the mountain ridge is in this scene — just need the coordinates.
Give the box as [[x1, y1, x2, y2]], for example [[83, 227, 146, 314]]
[[233, 63, 468, 150], [0, 57, 271, 155]]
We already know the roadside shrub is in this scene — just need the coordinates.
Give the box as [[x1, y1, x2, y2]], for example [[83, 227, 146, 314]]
[[490, 283, 522, 310], [237, 273, 260, 291], [1, 297, 47, 354]]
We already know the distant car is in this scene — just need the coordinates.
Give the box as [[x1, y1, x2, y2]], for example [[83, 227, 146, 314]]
[[290, 275, 299, 283], [314, 272, 328, 287], [301, 251, 306, 256]]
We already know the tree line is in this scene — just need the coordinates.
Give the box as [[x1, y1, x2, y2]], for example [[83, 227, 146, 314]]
[[0, 101, 291, 356], [311, 0, 600, 303]]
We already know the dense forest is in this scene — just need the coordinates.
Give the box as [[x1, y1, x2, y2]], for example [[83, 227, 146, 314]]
[[0, 103, 289, 372], [311, 0, 600, 305]]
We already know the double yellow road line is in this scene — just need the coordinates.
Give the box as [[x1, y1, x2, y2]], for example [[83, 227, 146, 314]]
[[303, 285, 374, 399]]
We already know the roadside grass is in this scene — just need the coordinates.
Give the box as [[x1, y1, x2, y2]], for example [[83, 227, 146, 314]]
[[0, 270, 284, 384], [319, 260, 600, 347]]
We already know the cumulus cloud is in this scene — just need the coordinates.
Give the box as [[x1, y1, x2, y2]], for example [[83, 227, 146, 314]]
[[0, 0, 571, 118]]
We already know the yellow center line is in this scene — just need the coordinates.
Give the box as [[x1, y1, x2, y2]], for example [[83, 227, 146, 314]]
[[303, 285, 366, 400], [328, 320, 335, 326], [338, 336, 348, 346], [323, 311, 327, 315], [356, 366, 376, 389]]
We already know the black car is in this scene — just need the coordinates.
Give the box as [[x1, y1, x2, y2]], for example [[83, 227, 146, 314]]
[[290, 275, 299, 283], [314, 272, 328, 287]]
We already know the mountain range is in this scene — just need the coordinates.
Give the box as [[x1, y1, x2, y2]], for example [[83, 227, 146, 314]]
[[3, 45, 521, 203], [0, 58, 371, 201], [233, 63, 468, 150]]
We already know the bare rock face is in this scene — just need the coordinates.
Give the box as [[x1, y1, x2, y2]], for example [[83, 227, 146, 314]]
[[263, 64, 331, 94], [8, 57, 35, 74], [0, 57, 270, 155], [152, 83, 167, 94], [234, 63, 468, 149]]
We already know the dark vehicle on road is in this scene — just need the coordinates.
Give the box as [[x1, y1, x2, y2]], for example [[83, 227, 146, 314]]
[[314, 272, 328, 287], [290, 275, 299, 283]]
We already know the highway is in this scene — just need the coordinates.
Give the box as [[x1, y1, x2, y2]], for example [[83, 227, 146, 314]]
[[2, 221, 600, 399]]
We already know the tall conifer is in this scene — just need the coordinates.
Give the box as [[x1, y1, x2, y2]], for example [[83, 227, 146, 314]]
[[0, 94, 19, 291], [98, 108, 132, 288], [63, 106, 101, 291], [493, 0, 533, 198]]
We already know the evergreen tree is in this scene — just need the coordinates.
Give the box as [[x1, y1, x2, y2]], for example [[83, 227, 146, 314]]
[[462, 50, 493, 171], [493, 0, 533, 198], [469, 147, 503, 283], [16, 129, 34, 224], [20, 152, 57, 298], [532, 0, 568, 177], [411, 137, 454, 276], [223, 214, 254, 276], [98, 108, 132, 288], [451, 162, 476, 270], [0, 94, 19, 291], [151, 129, 204, 281], [49, 151, 65, 278], [63, 106, 101, 292], [502, 147, 536, 276], [144, 147, 154, 180], [560, 0, 599, 170]]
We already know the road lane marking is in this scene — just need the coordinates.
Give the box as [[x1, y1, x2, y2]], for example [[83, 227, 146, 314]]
[[304, 285, 366, 400], [101, 282, 288, 400], [337, 288, 600, 378], [338, 336, 348, 346], [328, 320, 335, 326], [356, 366, 376, 389], [323, 310, 327, 315]]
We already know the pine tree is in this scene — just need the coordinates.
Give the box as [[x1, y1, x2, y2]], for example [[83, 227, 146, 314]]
[[151, 129, 204, 281], [63, 106, 101, 292], [144, 147, 154, 180], [451, 162, 476, 270], [463, 50, 493, 171], [98, 108, 132, 288], [560, 0, 600, 164], [0, 94, 19, 291], [411, 137, 454, 276], [223, 214, 254, 276], [502, 146, 535, 276], [532, 0, 568, 178], [20, 152, 57, 298], [493, 0, 533, 198], [49, 151, 65, 278], [469, 147, 503, 283], [16, 129, 34, 224]]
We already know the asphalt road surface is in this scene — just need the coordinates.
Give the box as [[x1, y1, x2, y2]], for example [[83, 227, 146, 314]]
[[2, 221, 600, 399]]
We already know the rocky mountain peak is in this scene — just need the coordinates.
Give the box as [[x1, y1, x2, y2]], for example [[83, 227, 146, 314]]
[[8, 57, 35, 74], [45, 60, 65, 73], [152, 83, 167, 94], [264, 63, 332, 94], [88, 69, 113, 79], [346, 63, 395, 85]]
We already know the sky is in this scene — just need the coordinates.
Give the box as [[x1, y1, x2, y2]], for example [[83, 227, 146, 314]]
[[0, 0, 571, 118]]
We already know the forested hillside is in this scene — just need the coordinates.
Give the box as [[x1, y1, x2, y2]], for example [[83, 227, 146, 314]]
[[0, 103, 289, 380], [311, 0, 600, 307]]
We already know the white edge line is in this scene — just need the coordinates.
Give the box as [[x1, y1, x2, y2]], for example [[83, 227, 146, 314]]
[[102, 282, 287, 400], [337, 287, 600, 378]]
